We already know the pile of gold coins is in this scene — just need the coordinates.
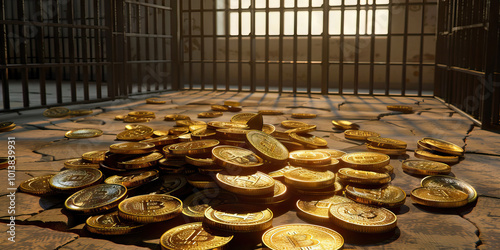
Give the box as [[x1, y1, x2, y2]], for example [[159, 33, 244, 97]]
[[414, 137, 464, 164], [17, 102, 476, 250]]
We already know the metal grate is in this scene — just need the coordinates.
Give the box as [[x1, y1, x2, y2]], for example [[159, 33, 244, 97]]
[[179, 0, 437, 96], [435, 0, 499, 129]]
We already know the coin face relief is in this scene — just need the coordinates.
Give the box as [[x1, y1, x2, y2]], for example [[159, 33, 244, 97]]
[[262, 224, 344, 250], [329, 203, 397, 233], [216, 171, 275, 196], [65, 128, 103, 139], [204, 204, 273, 232], [345, 185, 406, 208], [65, 184, 127, 213], [411, 187, 468, 208], [341, 152, 390, 169], [19, 175, 56, 195], [421, 175, 477, 203], [86, 211, 144, 235], [118, 194, 183, 223], [160, 222, 233, 250], [246, 131, 289, 162], [296, 195, 354, 222], [212, 145, 264, 169], [420, 137, 464, 156], [182, 189, 239, 220], [50, 168, 103, 192]]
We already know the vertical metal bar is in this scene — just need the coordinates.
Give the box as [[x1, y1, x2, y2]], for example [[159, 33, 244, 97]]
[[80, 0, 89, 100], [225, 0, 229, 91], [0, 0, 9, 110], [94, 0, 102, 98], [171, 0, 180, 90], [307, 0, 312, 94], [354, 1, 360, 95], [18, 0, 29, 107], [385, 0, 392, 95], [212, 0, 217, 90], [145, 5, 150, 92], [67, 0, 77, 102], [418, 1, 425, 96], [279, 0, 284, 93], [104, 0, 116, 98], [237, 1, 242, 91], [200, 1, 205, 90], [188, 0, 192, 89], [250, 0, 256, 92], [321, 0, 329, 95], [35, 0, 46, 105], [54, 0, 63, 103], [339, 0, 345, 94], [153, 2, 158, 90], [292, 0, 298, 94], [265, 0, 269, 92], [369, 1, 376, 95], [125, 1, 132, 94], [401, 0, 409, 95], [136, 3, 142, 93]]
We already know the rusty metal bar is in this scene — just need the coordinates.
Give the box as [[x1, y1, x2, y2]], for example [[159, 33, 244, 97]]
[[0, 0, 9, 109]]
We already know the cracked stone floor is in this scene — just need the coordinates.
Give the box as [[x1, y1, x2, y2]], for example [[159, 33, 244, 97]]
[[0, 90, 499, 249]]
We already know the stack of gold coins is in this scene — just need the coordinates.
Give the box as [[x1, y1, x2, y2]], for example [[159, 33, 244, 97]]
[[113, 111, 156, 123], [49, 168, 103, 193], [414, 137, 464, 164], [366, 137, 407, 156], [417, 175, 477, 204], [296, 195, 354, 223], [101, 142, 162, 173]]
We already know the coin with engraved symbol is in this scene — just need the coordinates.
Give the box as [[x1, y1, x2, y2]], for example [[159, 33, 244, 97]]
[[86, 211, 144, 235], [283, 168, 335, 190], [128, 111, 156, 118], [168, 139, 220, 155], [340, 152, 390, 170], [212, 145, 264, 170], [337, 168, 391, 186], [65, 128, 103, 139], [414, 149, 459, 164], [164, 114, 191, 121], [262, 224, 344, 250], [82, 150, 108, 163], [289, 150, 332, 166], [105, 170, 159, 188], [65, 183, 127, 214], [43, 107, 70, 117], [419, 137, 464, 156], [402, 160, 451, 176], [289, 132, 328, 147], [19, 174, 56, 196], [344, 130, 380, 141], [160, 222, 233, 250], [182, 189, 239, 221], [345, 185, 406, 208], [410, 187, 468, 208], [367, 137, 407, 149], [421, 175, 477, 203], [246, 130, 289, 163], [109, 142, 156, 154], [64, 158, 100, 169], [328, 203, 397, 233], [118, 194, 183, 223], [49, 168, 103, 193], [215, 171, 275, 196], [204, 204, 273, 232], [281, 120, 310, 129], [296, 195, 354, 223]]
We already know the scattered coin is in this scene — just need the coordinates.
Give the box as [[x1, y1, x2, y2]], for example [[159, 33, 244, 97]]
[[65, 128, 103, 139]]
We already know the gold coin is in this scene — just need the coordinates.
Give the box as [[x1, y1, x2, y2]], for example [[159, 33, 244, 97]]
[[43, 107, 70, 117], [329, 203, 397, 233], [65, 184, 127, 214], [179, 133, 192, 142], [212, 145, 264, 170], [0, 122, 16, 132], [314, 149, 346, 159], [125, 124, 151, 130], [19, 174, 56, 196], [289, 150, 332, 166], [216, 171, 275, 196], [224, 101, 241, 106], [204, 204, 273, 232], [345, 185, 406, 208], [296, 195, 354, 222], [86, 211, 144, 235], [367, 144, 407, 156], [191, 128, 217, 140], [283, 168, 335, 190], [105, 170, 159, 188], [123, 116, 151, 123], [182, 189, 239, 221], [337, 168, 391, 186], [118, 194, 183, 223], [176, 120, 206, 127], [117, 152, 163, 169], [258, 110, 284, 115], [185, 156, 217, 168], [153, 130, 170, 137], [420, 137, 464, 156], [109, 142, 155, 154], [198, 111, 223, 118], [267, 165, 301, 181], [230, 113, 257, 123], [69, 109, 93, 116], [237, 180, 290, 204], [164, 114, 191, 121], [246, 131, 289, 163], [289, 132, 328, 147], [332, 120, 360, 130], [340, 152, 390, 170], [156, 174, 190, 196], [285, 125, 317, 134], [281, 120, 309, 129], [169, 127, 190, 135], [262, 124, 276, 135], [114, 115, 126, 121], [168, 139, 220, 155], [246, 113, 263, 130], [344, 130, 380, 141], [421, 175, 477, 203], [411, 187, 468, 208], [187, 173, 218, 189], [160, 222, 233, 250], [117, 127, 154, 141], [367, 137, 407, 149], [291, 113, 317, 119], [402, 160, 451, 176], [64, 158, 100, 169], [292, 181, 344, 196], [211, 104, 229, 111], [262, 224, 344, 250], [215, 128, 251, 141], [189, 124, 207, 132], [128, 111, 156, 118], [146, 98, 166, 104], [207, 121, 248, 130], [142, 135, 179, 146], [65, 128, 103, 139], [414, 149, 459, 164], [82, 150, 108, 163], [387, 105, 413, 113], [49, 168, 103, 192]]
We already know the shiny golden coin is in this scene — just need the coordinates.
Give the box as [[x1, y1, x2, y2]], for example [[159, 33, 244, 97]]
[[168, 139, 220, 155], [204, 204, 273, 232], [289, 150, 332, 166], [0, 122, 16, 132], [296, 195, 354, 222], [198, 111, 223, 118], [420, 137, 464, 156], [212, 145, 264, 170], [164, 114, 191, 121], [65, 184, 127, 214], [402, 160, 451, 176], [262, 224, 344, 250], [64, 158, 100, 169], [291, 113, 317, 119], [146, 98, 166, 104], [211, 104, 229, 111], [246, 113, 263, 130], [128, 111, 156, 118], [105, 170, 159, 188], [114, 115, 126, 120], [182, 189, 239, 221], [19, 174, 56, 196], [65, 128, 103, 139], [176, 120, 206, 127], [283, 168, 335, 190], [160, 222, 233, 250], [153, 130, 170, 137], [340, 152, 390, 170], [125, 124, 151, 130], [414, 149, 459, 164], [411, 187, 468, 208], [329, 203, 397, 233], [258, 110, 284, 115], [344, 129, 380, 141], [238, 180, 290, 204], [82, 150, 108, 163], [189, 124, 207, 132], [216, 171, 275, 196], [292, 181, 344, 196], [224, 101, 241, 106], [367, 137, 407, 149], [49, 168, 103, 192], [69, 109, 93, 116], [332, 120, 360, 130], [215, 128, 251, 141], [43, 107, 70, 117], [117, 152, 163, 169], [337, 168, 391, 186], [387, 105, 413, 113], [289, 132, 328, 147], [123, 116, 151, 123], [117, 127, 154, 141], [262, 124, 276, 135], [314, 149, 346, 159], [191, 128, 217, 140], [179, 133, 192, 142], [246, 130, 289, 163], [118, 194, 183, 223], [267, 165, 301, 181], [345, 185, 406, 208], [156, 174, 190, 196], [421, 175, 477, 203], [109, 142, 155, 154], [185, 156, 217, 168], [281, 120, 309, 129], [207, 121, 248, 130], [230, 113, 257, 123], [86, 211, 144, 235], [169, 127, 190, 135], [142, 135, 179, 146], [187, 173, 218, 189], [367, 144, 407, 156], [285, 125, 317, 134]]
